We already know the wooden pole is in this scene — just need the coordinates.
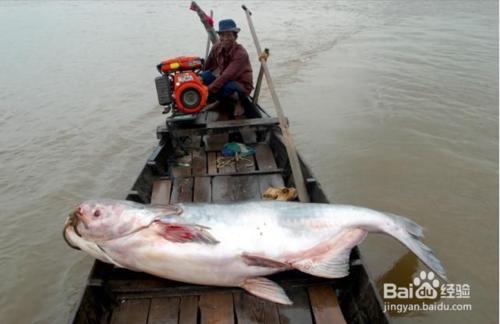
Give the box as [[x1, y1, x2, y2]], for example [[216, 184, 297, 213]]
[[190, 1, 218, 45], [242, 5, 310, 202], [252, 48, 268, 105], [204, 10, 214, 61]]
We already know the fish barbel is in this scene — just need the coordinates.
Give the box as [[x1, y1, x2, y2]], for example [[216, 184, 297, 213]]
[[63, 199, 446, 304]]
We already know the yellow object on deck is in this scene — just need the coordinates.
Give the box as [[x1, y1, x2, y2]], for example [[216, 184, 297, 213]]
[[262, 186, 298, 201]]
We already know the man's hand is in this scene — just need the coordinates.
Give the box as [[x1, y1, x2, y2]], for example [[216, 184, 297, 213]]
[[207, 83, 217, 93]]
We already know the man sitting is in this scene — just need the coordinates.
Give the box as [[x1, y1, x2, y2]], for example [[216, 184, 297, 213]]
[[201, 19, 253, 118]]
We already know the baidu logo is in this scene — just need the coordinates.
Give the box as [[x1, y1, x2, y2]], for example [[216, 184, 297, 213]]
[[384, 270, 471, 300], [413, 271, 440, 299], [383, 271, 472, 313], [384, 271, 441, 299]]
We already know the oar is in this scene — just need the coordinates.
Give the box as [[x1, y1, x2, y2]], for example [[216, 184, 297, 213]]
[[242, 5, 310, 203], [204, 10, 214, 61], [190, 1, 218, 45]]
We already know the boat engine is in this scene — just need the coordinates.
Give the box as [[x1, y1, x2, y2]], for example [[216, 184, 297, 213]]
[[155, 56, 208, 114]]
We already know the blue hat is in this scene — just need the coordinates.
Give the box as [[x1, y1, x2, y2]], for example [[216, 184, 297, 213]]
[[217, 19, 241, 33]]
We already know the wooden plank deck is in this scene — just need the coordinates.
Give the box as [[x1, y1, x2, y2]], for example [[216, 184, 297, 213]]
[[308, 286, 347, 324], [110, 142, 346, 323], [277, 289, 313, 324], [148, 297, 180, 324], [206, 117, 279, 130], [193, 177, 211, 203], [165, 143, 282, 177], [234, 292, 280, 324], [109, 299, 150, 324], [151, 180, 172, 205], [199, 292, 234, 324], [179, 296, 198, 324]]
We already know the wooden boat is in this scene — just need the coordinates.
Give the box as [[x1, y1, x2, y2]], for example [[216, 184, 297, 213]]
[[68, 95, 391, 323]]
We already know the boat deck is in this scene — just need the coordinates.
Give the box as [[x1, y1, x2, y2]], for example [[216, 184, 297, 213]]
[[109, 285, 345, 324], [151, 143, 285, 205]]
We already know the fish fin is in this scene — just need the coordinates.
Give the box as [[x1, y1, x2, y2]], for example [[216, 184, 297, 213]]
[[383, 213, 447, 280], [290, 228, 367, 278], [96, 245, 127, 268], [150, 204, 183, 217], [242, 277, 293, 305], [154, 221, 219, 245], [241, 253, 291, 270]]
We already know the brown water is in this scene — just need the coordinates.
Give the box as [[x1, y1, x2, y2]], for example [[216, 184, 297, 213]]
[[0, 1, 497, 323]]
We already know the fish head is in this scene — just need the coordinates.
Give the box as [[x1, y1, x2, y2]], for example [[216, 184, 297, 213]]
[[66, 199, 152, 243], [63, 207, 129, 265]]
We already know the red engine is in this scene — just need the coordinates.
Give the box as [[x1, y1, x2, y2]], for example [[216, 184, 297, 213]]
[[155, 56, 209, 114]]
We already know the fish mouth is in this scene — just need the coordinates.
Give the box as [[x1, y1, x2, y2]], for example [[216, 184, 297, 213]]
[[63, 210, 83, 250]]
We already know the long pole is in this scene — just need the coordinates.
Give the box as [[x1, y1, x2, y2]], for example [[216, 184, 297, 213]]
[[242, 5, 310, 202], [190, 1, 218, 45], [204, 10, 214, 61], [252, 48, 268, 105]]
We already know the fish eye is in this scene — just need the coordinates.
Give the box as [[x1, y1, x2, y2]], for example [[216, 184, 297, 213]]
[[93, 209, 101, 217]]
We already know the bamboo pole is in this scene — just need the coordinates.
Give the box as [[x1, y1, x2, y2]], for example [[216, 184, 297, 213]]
[[242, 5, 310, 202]]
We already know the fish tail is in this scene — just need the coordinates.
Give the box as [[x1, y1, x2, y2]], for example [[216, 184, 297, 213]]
[[387, 213, 424, 238], [382, 212, 447, 280]]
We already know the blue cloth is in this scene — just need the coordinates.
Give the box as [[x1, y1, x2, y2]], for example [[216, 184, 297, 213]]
[[221, 142, 256, 157], [200, 70, 244, 99]]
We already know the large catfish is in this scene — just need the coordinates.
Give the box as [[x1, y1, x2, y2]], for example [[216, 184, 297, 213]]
[[63, 199, 446, 304]]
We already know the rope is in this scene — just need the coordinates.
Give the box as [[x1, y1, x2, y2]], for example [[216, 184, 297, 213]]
[[259, 48, 270, 62], [216, 154, 254, 169]]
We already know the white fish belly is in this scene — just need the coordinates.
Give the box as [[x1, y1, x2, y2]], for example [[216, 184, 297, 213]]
[[100, 231, 284, 286]]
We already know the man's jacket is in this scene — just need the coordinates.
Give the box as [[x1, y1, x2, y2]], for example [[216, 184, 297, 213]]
[[204, 42, 254, 95]]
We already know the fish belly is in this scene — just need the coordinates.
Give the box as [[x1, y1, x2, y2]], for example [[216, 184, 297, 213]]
[[101, 233, 285, 286]]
